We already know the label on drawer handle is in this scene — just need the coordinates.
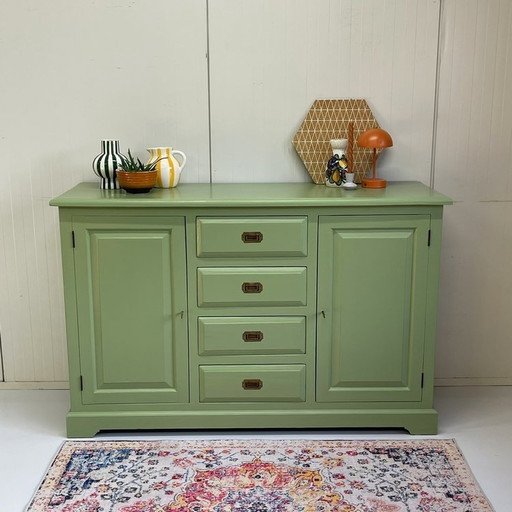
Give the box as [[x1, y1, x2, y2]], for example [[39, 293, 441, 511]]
[[241, 231, 263, 243], [241, 282, 263, 293], [242, 379, 263, 390], [242, 330, 264, 342]]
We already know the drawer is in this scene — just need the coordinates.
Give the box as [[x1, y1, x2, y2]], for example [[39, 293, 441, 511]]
[[197, 267, 307, 307], [199, 365, 306, 402], [196, 217, 308, 258], [198, 316, 306, 355]]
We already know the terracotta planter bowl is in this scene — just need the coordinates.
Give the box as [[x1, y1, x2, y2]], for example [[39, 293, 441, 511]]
[[116, 170, 157, 194]]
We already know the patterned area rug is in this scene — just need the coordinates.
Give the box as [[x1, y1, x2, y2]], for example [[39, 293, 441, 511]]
[[26, 439, 493, 512]]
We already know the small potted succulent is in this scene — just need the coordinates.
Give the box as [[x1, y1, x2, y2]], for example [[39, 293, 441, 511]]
[[116, 150, 164, 194]]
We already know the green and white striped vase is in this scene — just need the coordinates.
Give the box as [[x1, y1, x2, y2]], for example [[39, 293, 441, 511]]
[[92, 139, 125, 190]]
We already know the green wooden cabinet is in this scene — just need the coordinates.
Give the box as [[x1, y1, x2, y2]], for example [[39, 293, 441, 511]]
[[72, 217, 189, 405], [51, 182, 451, 437]]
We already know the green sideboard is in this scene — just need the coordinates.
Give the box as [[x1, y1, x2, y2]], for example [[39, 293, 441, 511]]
[[51, 181, 452, 437]]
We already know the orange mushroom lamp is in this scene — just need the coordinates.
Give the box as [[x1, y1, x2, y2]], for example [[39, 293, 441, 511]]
[[357, 128, 393, 189]]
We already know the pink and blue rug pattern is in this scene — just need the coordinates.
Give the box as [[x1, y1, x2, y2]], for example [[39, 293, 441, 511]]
[[26, 439, 493, 512]]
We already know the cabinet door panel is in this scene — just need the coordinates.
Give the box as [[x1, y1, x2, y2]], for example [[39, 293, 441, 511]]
[[317, 215, 430, 402], [73, 217, 188, 404]]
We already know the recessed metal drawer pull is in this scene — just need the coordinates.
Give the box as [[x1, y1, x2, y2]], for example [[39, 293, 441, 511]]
[[242, 282, 263, 293], [242, 379, 263, 390], [241, 231, 263, 243], [242, 330, 264, 342]]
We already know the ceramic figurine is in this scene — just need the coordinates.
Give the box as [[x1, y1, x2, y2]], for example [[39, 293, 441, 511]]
[[325, 139, 348, 187]]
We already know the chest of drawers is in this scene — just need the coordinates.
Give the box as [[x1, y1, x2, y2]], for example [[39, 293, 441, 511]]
[[51, 182, 451, 437]]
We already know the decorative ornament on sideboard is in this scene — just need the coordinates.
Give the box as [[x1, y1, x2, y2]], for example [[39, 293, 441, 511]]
[[293, 99, 380, 184], [357, 128, 393, 189], [92, 139, 126, 190], [115, 149, 164, 194], [343, 121, 357, 189], [325, 139, 348, 187], [147, 147, 187, 188]]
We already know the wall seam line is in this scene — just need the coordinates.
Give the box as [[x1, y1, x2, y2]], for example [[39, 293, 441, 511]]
[[430, 0, 444, 189], [206, 0, 213, 184]]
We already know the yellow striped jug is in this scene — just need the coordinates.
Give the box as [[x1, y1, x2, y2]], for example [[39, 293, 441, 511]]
[[147, 147, 187, 188]]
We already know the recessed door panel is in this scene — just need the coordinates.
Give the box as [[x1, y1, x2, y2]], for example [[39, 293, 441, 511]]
[[317, 215, 430, 402], [73, 217, 188, 404]]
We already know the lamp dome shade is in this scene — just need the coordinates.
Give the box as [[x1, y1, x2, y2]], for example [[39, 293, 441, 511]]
[[357, 128, 393, 148]]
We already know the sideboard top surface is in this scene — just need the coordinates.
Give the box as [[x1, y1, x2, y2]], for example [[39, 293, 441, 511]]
[[50, 181, 452, 208]]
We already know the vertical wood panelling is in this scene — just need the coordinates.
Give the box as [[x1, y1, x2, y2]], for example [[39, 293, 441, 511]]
[[434, 0, 512, 381], [0, 0, 209, 384], [2, 0, 511, 386], [208, 0, 440, 184]]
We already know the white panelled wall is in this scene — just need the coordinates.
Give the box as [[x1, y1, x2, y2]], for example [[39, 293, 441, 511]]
[[208, 0, 439, 183], [0, 0, 511, 387], [0, 0, 210, 387], [435, 0, 512, 385]]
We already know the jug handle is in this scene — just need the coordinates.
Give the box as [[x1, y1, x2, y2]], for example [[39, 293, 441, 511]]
[[171, 150, 187, 169]]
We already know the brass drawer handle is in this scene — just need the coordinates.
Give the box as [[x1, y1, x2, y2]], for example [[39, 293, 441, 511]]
[[242, 282, 263, 294], [241, 231, 263, 243], [242, 330, 264, 342], [242, 379, 263, 390]]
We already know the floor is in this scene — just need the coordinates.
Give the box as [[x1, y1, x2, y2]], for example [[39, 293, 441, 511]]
[[0, 386, 510, 512]]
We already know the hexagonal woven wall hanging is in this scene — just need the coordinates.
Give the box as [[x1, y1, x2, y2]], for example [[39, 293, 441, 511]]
[[293, 99, 380, 184]]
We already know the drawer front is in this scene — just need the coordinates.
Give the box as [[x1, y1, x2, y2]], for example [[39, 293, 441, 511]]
[[199, 365, 306, 402], [198, 316, 306, 355], [197, 267, 307, 307], [196, 217, 308, 258]]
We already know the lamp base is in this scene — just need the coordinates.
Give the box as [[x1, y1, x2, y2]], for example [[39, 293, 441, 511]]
[[362, 177, 387, 189]]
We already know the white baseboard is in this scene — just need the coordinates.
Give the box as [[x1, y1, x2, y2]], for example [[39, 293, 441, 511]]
[[435, 377, 512, 386], [0, 381, 69, 390]]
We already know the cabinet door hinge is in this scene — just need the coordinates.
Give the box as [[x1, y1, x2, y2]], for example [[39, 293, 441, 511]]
[[72, 230, 76, 248], [79, 375, 83, 391], [427, 230, 431, 247], [421, 373, 425, 388]]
